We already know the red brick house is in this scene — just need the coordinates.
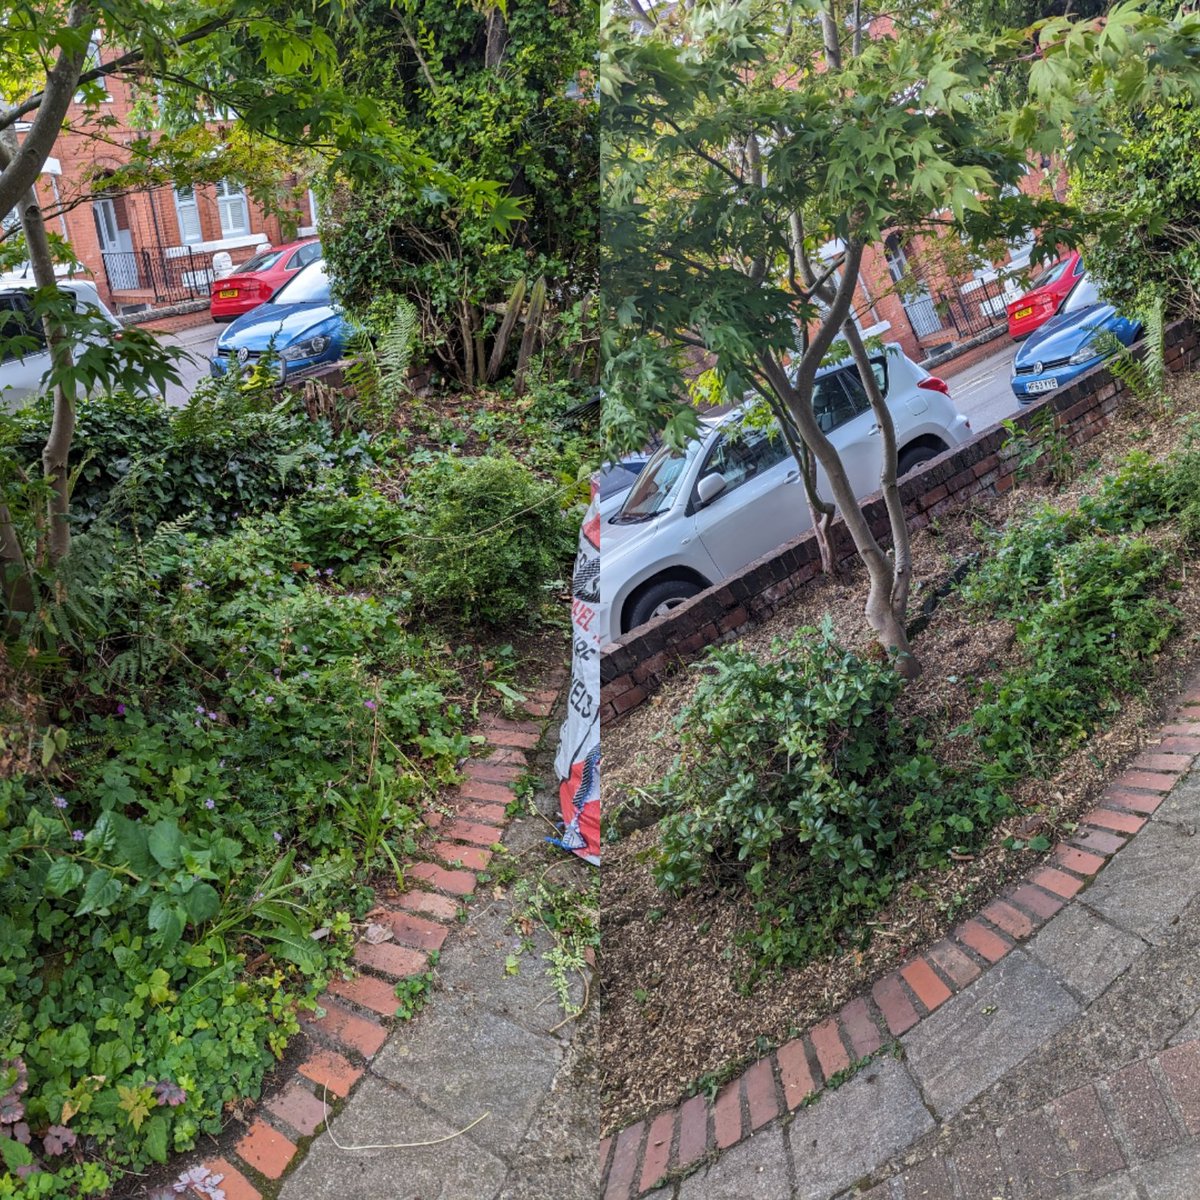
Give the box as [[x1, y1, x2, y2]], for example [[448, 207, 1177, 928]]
[[16, 36, 317, 313]]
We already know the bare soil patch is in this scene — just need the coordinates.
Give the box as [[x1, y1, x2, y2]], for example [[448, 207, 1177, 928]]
[[600, 376, 1200, 1135]]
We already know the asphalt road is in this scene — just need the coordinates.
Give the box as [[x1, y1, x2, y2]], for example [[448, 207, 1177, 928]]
[[157, 319, 221, 407], [939, 341, 1023, 433]]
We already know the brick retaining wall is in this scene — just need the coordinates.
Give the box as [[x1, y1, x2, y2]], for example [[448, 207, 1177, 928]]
[[600, 319, 1200, 726]]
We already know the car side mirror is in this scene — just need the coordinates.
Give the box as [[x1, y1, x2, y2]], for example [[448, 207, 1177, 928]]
[[696, 472, 727, 506]]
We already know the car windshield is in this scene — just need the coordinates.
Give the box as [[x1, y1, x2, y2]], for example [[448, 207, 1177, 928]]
[[614, 440, 701, 522], [1062, 275, 1101, 314], [238, 248, 285, 273], [1031, 258, 1071, 290], [271, 260, 331, 305], [597, 460, 645, 502]]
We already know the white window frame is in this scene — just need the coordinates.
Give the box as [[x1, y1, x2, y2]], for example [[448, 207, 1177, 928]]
[[174, 186, 203, 245], [215, 180, 249, 238], [74, 36, 109, 102]]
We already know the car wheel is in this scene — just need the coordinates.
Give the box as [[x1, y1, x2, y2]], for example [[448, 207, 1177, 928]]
[[626, 578, 703, 632], [897, 444, 940, 477]]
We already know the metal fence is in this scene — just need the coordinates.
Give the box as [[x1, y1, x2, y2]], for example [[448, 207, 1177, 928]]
[[101, 247, 213, 305], [896, 264, 1016, 346]]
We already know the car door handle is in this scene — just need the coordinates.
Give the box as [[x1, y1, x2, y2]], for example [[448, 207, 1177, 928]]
[[785, 469, 800, 483], [868, 424, 881, 435]]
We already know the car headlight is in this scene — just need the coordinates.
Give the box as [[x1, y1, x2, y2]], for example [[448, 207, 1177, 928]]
[[279, 334, 331, 361], [1068, 341, 1099, 365]]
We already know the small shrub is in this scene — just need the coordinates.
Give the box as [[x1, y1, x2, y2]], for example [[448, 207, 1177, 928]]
[[651, 623, 1008, 971], [403, 455, 573, 625]]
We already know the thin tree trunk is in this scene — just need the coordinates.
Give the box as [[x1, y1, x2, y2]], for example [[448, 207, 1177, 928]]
[[821, 0, 842, 70], [1, 129, 76, 566], [763, 241, 921, 677]]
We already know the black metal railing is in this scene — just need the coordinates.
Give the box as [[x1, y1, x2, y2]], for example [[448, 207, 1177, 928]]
[[101, 247, 213, 305], [896, 264, 1013, 346]]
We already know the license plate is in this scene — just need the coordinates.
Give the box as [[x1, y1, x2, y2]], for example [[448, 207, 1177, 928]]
[[1026, 377, 1059, 394], [1014, 305, 1033, 320], [218, 289, 239, 298]]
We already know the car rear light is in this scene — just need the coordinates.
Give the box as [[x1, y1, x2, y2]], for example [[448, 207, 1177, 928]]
[[918, 376, 949, 395]]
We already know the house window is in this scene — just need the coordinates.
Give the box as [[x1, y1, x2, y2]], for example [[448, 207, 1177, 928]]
[[174, 186, 202, 244], [215, 181, 249, 237], [74, 36, 108, 102]]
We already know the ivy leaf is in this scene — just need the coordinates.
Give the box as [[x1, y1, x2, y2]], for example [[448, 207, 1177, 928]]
[[75, 869, 123, 916], [116, 1084, 154, 1132], [147, 897, 186, 951], [44, 858, 84, 897]]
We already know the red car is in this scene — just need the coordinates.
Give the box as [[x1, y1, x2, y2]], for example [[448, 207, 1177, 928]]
[[1006, 250, 1085, 340], [209, 237, 323, 323]]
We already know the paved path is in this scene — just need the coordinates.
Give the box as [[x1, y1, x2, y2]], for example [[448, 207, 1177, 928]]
[[607, 680, 1200, 1200], [276, 711, 596, 1200]]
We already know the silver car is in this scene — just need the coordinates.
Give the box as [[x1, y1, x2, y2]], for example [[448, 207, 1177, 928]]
[[598, 343, 972, 645]]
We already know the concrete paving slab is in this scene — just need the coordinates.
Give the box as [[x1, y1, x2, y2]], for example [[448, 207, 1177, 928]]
[[678, 1126, 793, 1199], [1080, 819, 1200, 945], [902, 952, 1079, 1119], [434, 903, 582, 1039], [1129, 1140, 1200, 1198], [1149, 765, 1200, 829], [371, 997, 562, 1157], [279, 1075, 508, 1200], [785, 1057, 933, 1200], [1027, 902, 1147, 1003]]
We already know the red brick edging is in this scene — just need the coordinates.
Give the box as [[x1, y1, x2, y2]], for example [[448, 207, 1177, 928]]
[[176, 683, 565, 1199], [599, 685, 1200, 1199]]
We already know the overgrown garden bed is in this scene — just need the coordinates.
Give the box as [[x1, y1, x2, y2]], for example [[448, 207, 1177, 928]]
[[0, 363, 589, 1196], [600, 374, 1200, 1134]]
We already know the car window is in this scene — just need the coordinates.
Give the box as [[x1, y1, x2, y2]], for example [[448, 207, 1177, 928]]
[[813, 371, 871, 434], [239, 248, 286, 273], [697, 424, 790, 501], [1062, 275, 1101, 314], [271, 259, 331, 305], [1031, 258, 1070, 290], [284, 250, 303, 271], [0, 293, 47, 363], [298, 242, 322, 267], [1072, 256, 1085, 277]]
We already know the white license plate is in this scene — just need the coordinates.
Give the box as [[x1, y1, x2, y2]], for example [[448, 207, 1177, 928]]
[[1026, 377, 1059, 394]]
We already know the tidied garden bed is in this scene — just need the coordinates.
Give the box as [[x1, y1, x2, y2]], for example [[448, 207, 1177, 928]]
[[600, 373, 1200, 1135]]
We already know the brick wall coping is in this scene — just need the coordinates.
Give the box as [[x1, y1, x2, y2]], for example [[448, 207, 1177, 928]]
[[920, 322, 1008, 372], [599, 684, 1200, 1199], [600, 319, 1200, 726]]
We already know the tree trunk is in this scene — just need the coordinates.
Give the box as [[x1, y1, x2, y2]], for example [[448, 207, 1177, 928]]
[[762, 240, 922, 677], [0, 502, 34, 619], [2, 128, 77, 567]]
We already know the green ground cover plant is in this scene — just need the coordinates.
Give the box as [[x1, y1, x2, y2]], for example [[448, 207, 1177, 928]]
[[651, 426, 1200, 976], [0, 363, 580, 1194]]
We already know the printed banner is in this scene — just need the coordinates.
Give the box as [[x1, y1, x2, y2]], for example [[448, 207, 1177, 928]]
[[553, 484, 601, 865]]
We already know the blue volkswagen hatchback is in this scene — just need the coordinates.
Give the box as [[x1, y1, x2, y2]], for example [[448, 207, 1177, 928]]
[[1010, 274, 1142, 404], [210, 258, 351, 381]]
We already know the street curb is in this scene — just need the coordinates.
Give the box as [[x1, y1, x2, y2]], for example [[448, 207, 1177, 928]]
[[599, 679, 1200, 1199]]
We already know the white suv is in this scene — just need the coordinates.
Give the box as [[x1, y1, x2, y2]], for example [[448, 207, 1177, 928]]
[[599, 343, 972, 645], [0, 277, 122, 409]]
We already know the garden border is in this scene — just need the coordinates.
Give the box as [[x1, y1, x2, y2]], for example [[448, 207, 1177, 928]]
[[597, 681, 1200, 1199], [166, 675, 568, 1200], [599, 318, 1200, 726]]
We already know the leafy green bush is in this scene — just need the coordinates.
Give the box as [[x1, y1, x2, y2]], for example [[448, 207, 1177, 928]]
[[652, 624, 1009, 971], [4, 371, 375, 537], [402, 455, 573, 625]]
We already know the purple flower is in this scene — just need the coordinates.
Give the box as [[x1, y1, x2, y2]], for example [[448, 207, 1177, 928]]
[[52, 796, 67, 810], [204, 798, 216, 810], [71, 830, 84, 842], [301, 645, 309, 653], [364, 700, 377, 711], [265, 696, 274, 704], [116, 703, 126, 716], [324, 568, 334, 577], [42, 1125, 76, 1155], [272, 831, 282, 844], [207, 711, 218, 720], [196, 705, 205, 714]]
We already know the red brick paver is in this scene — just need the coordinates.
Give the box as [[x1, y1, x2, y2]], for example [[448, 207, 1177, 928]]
[[811, 1017, 851, 1078], [304, 998, 387, 1058], [901, 958, 953, 1013], [713, 1080, 742, 1149], [1159, 1041, 1200, 1134], [981, 900, 1034, 941], [639, 1111, 674, 1192], [352, 940, 429, 980], [873, 973, 920, 1035], [297, 1048, 363, 1098], [266, 1082, 329, 1138], [443, 819, 504, 847], [744, 1058, 780, 1130], [386, 910, 449, 952], [839, 997, 883, 1058], [777, 1039, 817, 1109], [198, 1159, 261, 1200], [1053, 844, 1106, 876], [235, 1120, 297, 1179], [458, 779, 516, 806], [326, 970, 400, 1018], [676, 1094, 708, 1168], [1083, 808, 1147, 835], [1052, 1084, 1126, 1181], [397, 889, 460, 921], [956, 920, 1011, 964], [1030, 866, 1085, 899], [604, 1122, 643, 1200], [408, 862, 477, 895]]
